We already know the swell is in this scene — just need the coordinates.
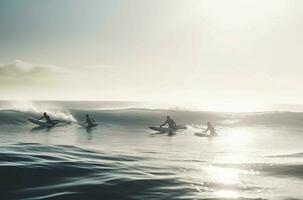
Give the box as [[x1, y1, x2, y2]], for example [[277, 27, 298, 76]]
[[0, 109, 225, 127], [0, 143, 269, 200], [0, 110, 30, 125], [214, 163, 303, 180], [1, 108, 303, 128], [0, 143, 195, 200], [267, 152, 303, 158]]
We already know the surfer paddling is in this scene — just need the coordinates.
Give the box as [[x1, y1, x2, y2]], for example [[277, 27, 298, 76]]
[[85, 114, 96, 127], [160, 116, 177, 133], [39, 112, 56, 125], [203, 122, 216, 136]]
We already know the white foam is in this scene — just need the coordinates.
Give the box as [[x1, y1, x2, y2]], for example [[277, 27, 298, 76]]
[[8, 101, 76, 122]]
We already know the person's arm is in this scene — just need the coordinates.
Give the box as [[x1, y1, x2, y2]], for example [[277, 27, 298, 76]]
[[173, 120, 177, 128], [39, 116, 45, 120], [203, 126, 209, 133], [160, 120, 168, 127]]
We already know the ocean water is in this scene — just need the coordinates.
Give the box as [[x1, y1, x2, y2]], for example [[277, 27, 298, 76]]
[[0, 101, 303, 200]]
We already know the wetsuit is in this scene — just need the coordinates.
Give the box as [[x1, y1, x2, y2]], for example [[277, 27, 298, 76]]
[[205, 125, 216, 135], [86, 116, 94, 126], [161, 119, 177, 129], [40, 115, 54, 124]]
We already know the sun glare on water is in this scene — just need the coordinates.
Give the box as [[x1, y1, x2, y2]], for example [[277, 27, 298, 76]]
[[204, 102, 263, 112], [223, 128, 254, 146], [203, 166, 243, 198], [215, 190, 240, 198], [199, 128, 257, 198]]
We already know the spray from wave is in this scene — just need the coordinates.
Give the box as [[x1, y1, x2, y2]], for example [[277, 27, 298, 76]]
[[1, 101, 76, 122], [0, 101, 303, 128]]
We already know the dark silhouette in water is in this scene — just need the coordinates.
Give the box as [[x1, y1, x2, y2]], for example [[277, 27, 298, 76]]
[[39, 112, 55, 125], [31, 126, 52, 132], [160, 116, 177, 129], [203, 122, 216, 136], [160, 116, 177, 134], [85, 114, 96, 126]]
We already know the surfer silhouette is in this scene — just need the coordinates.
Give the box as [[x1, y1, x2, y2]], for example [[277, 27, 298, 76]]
[[160, 116, 177, 129], [86, 114, 95, 126], [39, 112, 55, 124], [204, 122, 216, 136]]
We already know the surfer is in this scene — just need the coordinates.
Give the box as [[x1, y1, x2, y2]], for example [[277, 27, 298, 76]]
[[203, 122, 216, 136], [160, 116, 177, 129], [39, 112, 55, 125], [85, 114, 95, 126]]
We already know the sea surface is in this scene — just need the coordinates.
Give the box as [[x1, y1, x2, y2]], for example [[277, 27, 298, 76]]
[[0, 101, 303, 200]]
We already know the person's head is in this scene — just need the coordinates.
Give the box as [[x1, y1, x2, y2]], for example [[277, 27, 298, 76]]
[[43, 112, 47, 116], [166, 115, 170, 120], [207, 122, 212, 126], [86, 114, 89, 118]]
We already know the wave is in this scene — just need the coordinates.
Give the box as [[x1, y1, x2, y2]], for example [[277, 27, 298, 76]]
[[0, 108, 225, 127], [0, 143, 274, 200], [1, 143, 300, 200], [0, 101, 76, 122], [267, 152, 303, 158], [0, 143, 209, 200], [1, 100, 303, 128], [214, 162, 303, 180], [233, 112, 303, 127], [1, 107, 303, 129], [0, 110, 75, 125]]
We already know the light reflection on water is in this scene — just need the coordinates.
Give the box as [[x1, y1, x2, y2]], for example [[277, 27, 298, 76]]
[[0, 110, 303, 199], [215, 190, 240, 198], [208, 166, 240, 185], [182, 127, 265, 199]]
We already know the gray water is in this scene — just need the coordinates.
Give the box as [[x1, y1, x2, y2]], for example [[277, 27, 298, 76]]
[[0, 101, 303, 200]]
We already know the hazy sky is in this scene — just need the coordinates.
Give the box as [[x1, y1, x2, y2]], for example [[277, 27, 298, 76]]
[[0, 0, 302, 105]]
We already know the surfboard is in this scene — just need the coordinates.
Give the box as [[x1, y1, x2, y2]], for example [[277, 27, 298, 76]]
[[28, 118, 70, 128], [77, 122, 98, 129], [149, 125, 186, 132], [195, 132, 216, 137], [84, 123, 98, 129], [28, 118, 55, 128]]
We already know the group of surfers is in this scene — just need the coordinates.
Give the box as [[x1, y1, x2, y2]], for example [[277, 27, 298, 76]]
[[40, 112, 96, 127], [160, 115, 216, 136], [39, 112, 216, 135]]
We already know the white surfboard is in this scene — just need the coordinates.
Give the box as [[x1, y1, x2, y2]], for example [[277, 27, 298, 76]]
[[149, 125, 186, 133], [28, 118, 55, 127]]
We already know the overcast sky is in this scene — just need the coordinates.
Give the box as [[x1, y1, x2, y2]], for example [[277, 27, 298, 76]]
[[0, 0, 302, 105]]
